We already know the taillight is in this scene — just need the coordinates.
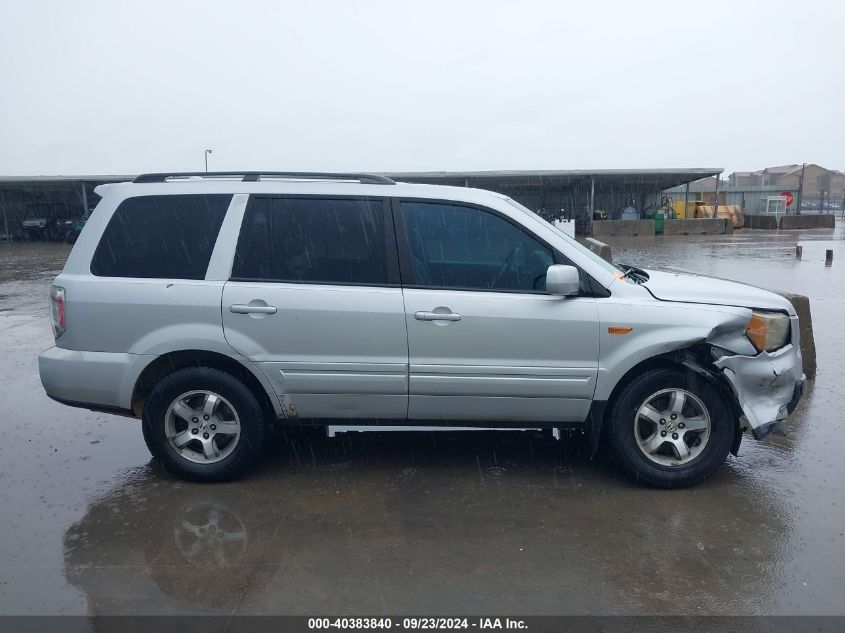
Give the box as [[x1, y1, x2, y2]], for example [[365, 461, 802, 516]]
[[50, 285, 66, 339]]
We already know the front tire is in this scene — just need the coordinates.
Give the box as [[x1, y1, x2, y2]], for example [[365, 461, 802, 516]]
[[607, 368, 734, 488], [142, 367, 269, 482]]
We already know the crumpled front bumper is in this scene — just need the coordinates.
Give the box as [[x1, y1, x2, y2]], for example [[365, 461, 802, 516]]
[[714, 328, 806, 440]]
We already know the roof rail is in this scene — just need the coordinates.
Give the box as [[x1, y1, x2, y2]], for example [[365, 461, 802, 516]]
[[133, 171, 396, 185]]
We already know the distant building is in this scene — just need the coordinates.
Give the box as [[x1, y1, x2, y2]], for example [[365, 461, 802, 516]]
[[729, 171, 758, 188], [728, 164, 845, 208]]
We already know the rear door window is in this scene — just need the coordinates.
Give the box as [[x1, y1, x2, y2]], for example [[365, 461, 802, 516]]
[[232, 196, 395, 285], [90, 194, 231, 279]]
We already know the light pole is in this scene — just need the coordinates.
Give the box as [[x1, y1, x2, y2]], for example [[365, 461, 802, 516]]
[[204, 149, 213, 173]]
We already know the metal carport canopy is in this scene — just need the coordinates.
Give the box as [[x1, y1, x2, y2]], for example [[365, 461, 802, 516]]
[[0, 169, 723, 191], [382, 168, 723, 190]]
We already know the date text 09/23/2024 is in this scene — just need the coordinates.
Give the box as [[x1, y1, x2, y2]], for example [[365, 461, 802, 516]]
[[308, 618, 527, 630]]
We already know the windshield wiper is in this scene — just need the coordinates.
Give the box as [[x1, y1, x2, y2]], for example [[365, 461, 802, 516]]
[[616, 263, 649, 283]]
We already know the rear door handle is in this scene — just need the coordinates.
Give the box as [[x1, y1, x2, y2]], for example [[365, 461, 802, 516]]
[[230, 303, 277, 315], [414, 311, 461, 322]]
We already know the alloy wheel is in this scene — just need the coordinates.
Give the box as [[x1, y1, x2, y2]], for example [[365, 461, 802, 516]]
[[164, 390, 242, 464], [634, 388, 711, 467]]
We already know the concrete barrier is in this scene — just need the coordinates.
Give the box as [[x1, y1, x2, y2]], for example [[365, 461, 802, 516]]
[[745, 214, 836, 230], [663, 218, 733, 235], [744, 215, 779, 230], [592, 219, 654, 237], [770, 291, 817, 379], [585, 237, 612, 262], [592, 218, 734, 236], [779, 214, 835, 230]]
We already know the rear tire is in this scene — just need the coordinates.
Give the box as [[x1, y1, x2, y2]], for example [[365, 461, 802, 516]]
[[142, 367, 269, 482], [607, 368, 734, 488]]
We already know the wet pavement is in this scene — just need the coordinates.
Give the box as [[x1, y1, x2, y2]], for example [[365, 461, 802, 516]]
[[1, 226, 844, 616]]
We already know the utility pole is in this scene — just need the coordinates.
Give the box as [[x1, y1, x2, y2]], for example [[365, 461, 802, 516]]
[[796, 162, 806, 215], [820, 172, 830, 214], [1, 192, 8, 242], [81, 182, 88, 218], [714, 175, 720, 218]]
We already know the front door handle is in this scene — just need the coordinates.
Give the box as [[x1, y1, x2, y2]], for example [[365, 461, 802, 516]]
[[230, 303, 277, 315], [414, 310, 461, 322]]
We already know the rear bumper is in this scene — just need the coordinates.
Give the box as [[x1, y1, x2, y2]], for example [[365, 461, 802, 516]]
[[714, 341, 805, 439], [38, 346, 154, 415], [45, 394, 134, 417]]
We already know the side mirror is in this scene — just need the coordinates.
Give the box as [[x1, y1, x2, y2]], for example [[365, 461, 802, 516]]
[[545, 264, 580, 296]]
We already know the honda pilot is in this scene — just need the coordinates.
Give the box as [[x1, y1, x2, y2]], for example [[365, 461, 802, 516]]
[[39, 171, 806, 487]]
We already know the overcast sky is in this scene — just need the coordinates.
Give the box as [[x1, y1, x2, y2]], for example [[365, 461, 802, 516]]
[[1, 0, 843, 177]]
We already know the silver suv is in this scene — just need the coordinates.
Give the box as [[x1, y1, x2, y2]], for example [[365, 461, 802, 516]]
[[39, 171, 806, 487]]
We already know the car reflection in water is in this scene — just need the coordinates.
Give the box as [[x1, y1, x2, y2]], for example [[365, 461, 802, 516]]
[[174, 502, 248, 565], [63, 428, 796, 615], [63, 466, 281, 615]]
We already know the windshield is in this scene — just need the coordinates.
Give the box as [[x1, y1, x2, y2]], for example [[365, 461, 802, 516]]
[[503, 198, 621, 275]]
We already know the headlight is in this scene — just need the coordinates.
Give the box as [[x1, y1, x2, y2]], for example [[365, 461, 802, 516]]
[[746, 310, 790, 352]]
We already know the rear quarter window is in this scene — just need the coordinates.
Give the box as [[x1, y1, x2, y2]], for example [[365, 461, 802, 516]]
[[90, 194, 232, 279]]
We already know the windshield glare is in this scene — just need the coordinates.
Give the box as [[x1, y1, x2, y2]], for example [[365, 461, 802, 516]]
[[504, 198, 621, 276]]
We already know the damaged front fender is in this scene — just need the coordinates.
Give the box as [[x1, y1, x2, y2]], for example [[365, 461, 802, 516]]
[[713, 317, 806, 439]]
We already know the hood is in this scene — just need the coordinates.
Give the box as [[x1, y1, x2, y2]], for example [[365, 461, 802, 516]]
[[641, 269, 795, 314]]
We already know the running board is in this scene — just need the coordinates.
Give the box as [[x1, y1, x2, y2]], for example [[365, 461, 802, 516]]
[[327, 425, 561, 440]]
